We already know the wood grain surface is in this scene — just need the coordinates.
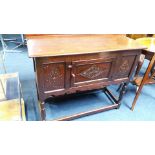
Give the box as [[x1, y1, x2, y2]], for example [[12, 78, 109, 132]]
[[27, 34, 146, 57]]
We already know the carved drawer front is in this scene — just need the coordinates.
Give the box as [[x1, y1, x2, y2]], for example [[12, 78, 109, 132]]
[[42, 62, 65, 92], [71, 58, 115, 87], [114, 55, 136, 79]]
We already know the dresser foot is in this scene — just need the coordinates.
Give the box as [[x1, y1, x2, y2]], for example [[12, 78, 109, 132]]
[[39, 101, 46, 121]]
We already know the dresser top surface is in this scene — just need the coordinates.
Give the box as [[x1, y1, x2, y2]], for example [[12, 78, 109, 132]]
[[27, 34, 146, 57]]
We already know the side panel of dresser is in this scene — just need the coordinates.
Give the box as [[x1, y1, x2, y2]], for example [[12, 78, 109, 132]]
[[35, 56, 67, 101], [34, 50, 141, 101]]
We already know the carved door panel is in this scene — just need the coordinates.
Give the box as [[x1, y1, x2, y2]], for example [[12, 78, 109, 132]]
[[71, 58, 115, 87], [42, 62, 65, 92], [114, 55, 137, 79]]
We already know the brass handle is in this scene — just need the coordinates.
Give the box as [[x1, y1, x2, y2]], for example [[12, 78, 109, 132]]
[[68, 65, 72, 69]]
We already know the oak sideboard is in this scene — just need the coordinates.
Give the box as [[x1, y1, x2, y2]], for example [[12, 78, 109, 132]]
[[27, 34, 145, 121]]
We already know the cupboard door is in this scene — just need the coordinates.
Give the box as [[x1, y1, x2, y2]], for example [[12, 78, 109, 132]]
[[71, 58, 115, 87]]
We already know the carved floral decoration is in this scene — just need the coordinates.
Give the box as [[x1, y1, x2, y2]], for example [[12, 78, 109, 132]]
[[119, 60, 130, 74], [43, 65, 64, 89]]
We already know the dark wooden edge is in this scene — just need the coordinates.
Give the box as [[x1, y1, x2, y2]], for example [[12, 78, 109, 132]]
[[53, 104, 118, 121]]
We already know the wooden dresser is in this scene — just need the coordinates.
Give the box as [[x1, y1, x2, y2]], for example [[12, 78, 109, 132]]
[[27, 34, 145, 121]]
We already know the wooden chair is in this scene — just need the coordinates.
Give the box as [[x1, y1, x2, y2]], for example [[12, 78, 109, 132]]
[[117, 36, 155, 110], [134, 35, 155, 76], [126, 34, 152, 77], [131, 37, 155, 110]]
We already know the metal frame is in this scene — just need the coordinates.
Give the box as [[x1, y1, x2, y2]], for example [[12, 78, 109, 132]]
[[0, 73, 23, 120], [0, 34, 7, 73], [0, 79, 6, 101], [17, 74, 23, 121], [0, 50, 6, 73], [0, 34, 26, 53]]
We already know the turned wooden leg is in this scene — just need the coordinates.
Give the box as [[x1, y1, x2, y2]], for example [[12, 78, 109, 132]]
[[135, 54, 145, 77], [117, 83, 123, 92], [39, 101, 46, 121], [117, 82, 128, 109]]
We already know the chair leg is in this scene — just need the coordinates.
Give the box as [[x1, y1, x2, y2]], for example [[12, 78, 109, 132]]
[[131, 83, 144, 111], [136, 86, 139, 92], [151, 63, 155, 75]]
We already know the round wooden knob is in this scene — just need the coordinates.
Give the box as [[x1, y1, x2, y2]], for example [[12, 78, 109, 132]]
[[68, 65, 72, 68], [72, 73, 75, 77]]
